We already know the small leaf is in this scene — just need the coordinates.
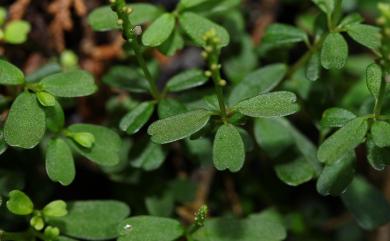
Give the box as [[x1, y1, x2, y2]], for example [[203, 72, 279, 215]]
[[48, 200, 130, 240], [179, 12, 230, 48], [117, 216, 184, 241], [213, 124, 245, 172], [71, 132, 95, 149], [36, 91, 56, 107], [346, 24, 381, 50], [166, 69, 207, 92], [4, 92, 46, 149], [142, 13, 176, 47], [4, 20, 31, 44], [0, 59, 24, 85], [46, 138, 75, 186], [371, 121, 390, 148], [6, 190, 34, 215], [318, 117, 368, 164], [43, 200, 68, 217], [148, 109, 211, 144], [305, 51, 320, 81], [275, 158, 315, 186], [262, 23, 309, 48], [312, 0, 335, 16], [67, 124, 122, 166], [131, 142, 166, 171], [367, 139, 390, 171], [119, 102, 155, 135], [320, 107, 357, 128], [178, 0, 208, 10], [41, 70, 97, 97], [341, 176, 390, 230], [235, 91, 299, 118], [366, 63, 383, 100], [316, 152, 355, 196], [321, 33, 348, 70], [339, 13, 363, 28], [157, 98, 187, 119]]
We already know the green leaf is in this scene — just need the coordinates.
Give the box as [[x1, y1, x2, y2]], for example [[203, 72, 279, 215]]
[[46, 138, 75, 186], [366, 63, 383, 100], [71, 132, 95, 149], [4, 20, 31, 44], [166, 69, 207, 92], [102, 65, 150, 93], [45, 100, 65, 133], [118, 216, 184, 241], [120, 102, 155, 135], [367, 139, 390, 171], [371, 121, 390, 148], [6, 190, 34, 215], [235, 91, 299, 118], [4, 92, 46, 149], [178, 0, 208, 10], [148, 109, 211, 144], [275, 158, 316, 186], [36, 91, 56, 107], [213, 124, 245, 172], [128, 4, 163, 26], [318, 117, 368, 164], [321, 33, 348, 70], [67, 124, 122, 166], [48, 200, 130, 240], [316, 152, 355, 196], [145, 195, 174, 217], [0, 7, 6, 25], [346, 24, 381, 50], [157, 98, 187, 119], [43, 200, 68, 217], [305, 51, 320, 81], [320, 107, 357, 128], [142, 13, 176, 47], [158, 29, 184, 56], [0, 59, 24, 85], [339, 13, 363, 28], [131, 142, 166, 171], [341, 176, 390, 230], [228, 64, 287, 105], [262, 23, 308, 48], [312, 0, 335, 16], [41, 70, 97, 97], [179, 12, 230, 48]]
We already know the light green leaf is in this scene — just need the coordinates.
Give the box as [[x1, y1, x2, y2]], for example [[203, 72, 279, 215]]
[[148, 109, 211, 144], [43, 200, 68, 217], [4, 20, 31, 44], [41, 70, 97, 97], [45, 100, 65, 133], [312, 0, 335, 16], [275, 158, 316, 186], [262, 23, 308, 48], [67, 124, 122, 166], [0, 7, 6, 25], [320, 107, 357, 128], [131, 142, 166, 171], [346, 24, 381, 50], [318, 117, 368, 164], [179, 12, 230, 48], [0, 59, 24, 85], [46, 138, 75, 186], [166, 69, 207, 92], [228, 64, 287, 105], [157, 98, 187, 119], [366, 63, 383, 100], [305, 51, 320, 81], [316, 152, 355, 196], [235, 91, 299, 118], [48, 200, 130, 240], [118, 216, 184, 241], [36, 91, 56, 107], [321, 33, 348, 70], [213, 124, 245, 172], [371, 121, 390, 148], [4, 92, 46, 149], [120, 102, 155, 135], [341, 176, 390, 230], [142, 13, 176, 47], [6, 190, 34, 215]]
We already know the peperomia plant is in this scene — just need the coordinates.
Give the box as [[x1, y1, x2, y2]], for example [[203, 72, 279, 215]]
[[1, 0, 390, 240]]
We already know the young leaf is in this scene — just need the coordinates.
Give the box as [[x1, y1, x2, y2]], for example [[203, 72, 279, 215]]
[[142, 13, 176, 47], [346, 24, 381, 50], [41, 70, 97, 97], [235, 91, 299, 118], [275, 158, 316, 187], [36, 91, 56, 107], [43, 200, 68, 217], [131, 142, 166, 171], [4, 20, 31, 44], [341, 176, 390, 230], [148, 109, 211, 144], [228, 64, 287, 105], [117, 216, 184, 241], [179, 12, 230, 48], [305, 51, 320, 81], [371, 121, 390, 148], [321, 33, 348, 70], [46, 138, 75, 186], [213, 124, 245, 172], [158, 98, 187, 119], [6, 190, 34, 215], [366, 63, 383, 100], [4, 92, 46, 149], [120, 102, 155, 135], [67, 124, 122, 166], [48, 200, 130, 240], [318, 117, 368, 164], [316, 152, 355, 196], [166, 69, 207, 92], [0, 59, 24, 85], [320, 107, 357, 128]]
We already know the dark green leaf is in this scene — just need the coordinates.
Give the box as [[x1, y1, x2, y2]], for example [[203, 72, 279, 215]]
[[346, 24, 381, 49], [6, 190, 33, 215], [366, 63, 383, 100], [371, 121, 390, 148], [142, 13, 176, 47], [120, 102, 155, 135], [157, 98, 187, 119], [158, 29, 184, 56], [166, 69, 207, 92], [320, 107, 357, 128], [131, 142, 166, 171], [321, 33, 348, 70], [46, 138, 75, 186], [305, 51, 320, 81], [275, 158, 316, 186], [102, 65, 150, 93], [262, 23, 308, 48], [0, 59, 24, 85], [367, 139, 390, 171], [44, 100, 65, 133]]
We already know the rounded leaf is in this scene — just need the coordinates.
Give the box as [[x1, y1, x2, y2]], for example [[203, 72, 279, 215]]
[[4, 20, 31, 44], [120, 102, 155, 135], [321, 33, 348, 70], [6, 190, 34, 215], [0, 59, 24, 85], [46, 138, 75, 186], [142, 13, 175, 47], [43, 200, 68, 217]]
